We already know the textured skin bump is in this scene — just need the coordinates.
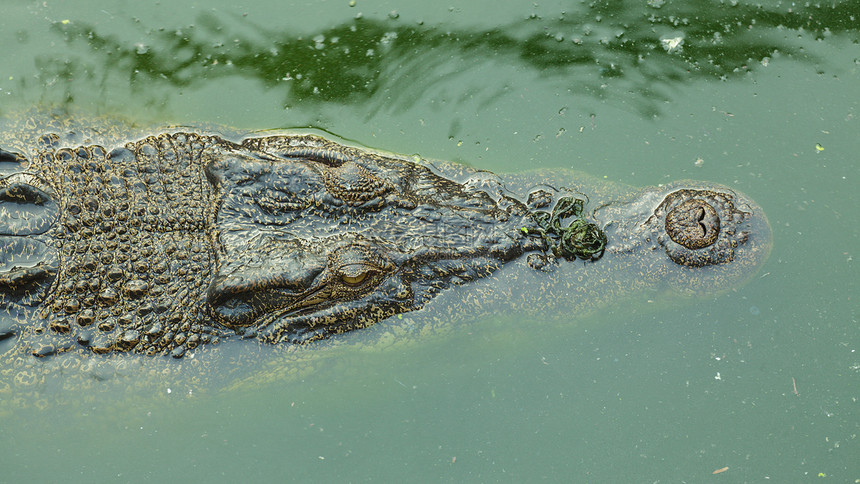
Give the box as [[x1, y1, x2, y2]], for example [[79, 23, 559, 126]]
[[665, 198, 720, 250], [652, 189, 749, 267]]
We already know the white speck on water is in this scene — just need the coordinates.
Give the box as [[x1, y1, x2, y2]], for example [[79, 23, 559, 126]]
[[660, 35, 684, 53], [380, 31, 398, 45], [313, 35, 325, 50]]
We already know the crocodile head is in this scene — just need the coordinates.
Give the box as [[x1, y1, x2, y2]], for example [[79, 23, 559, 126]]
[[203, 135, 771, 343], [204, 135, 547, 343]]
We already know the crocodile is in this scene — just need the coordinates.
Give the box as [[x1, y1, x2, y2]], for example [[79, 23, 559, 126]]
[[0, 111, 772, 376]]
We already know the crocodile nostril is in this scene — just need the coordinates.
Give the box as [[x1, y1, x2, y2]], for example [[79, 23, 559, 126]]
[[665, 199, 720, 250], [694, 207, 707, 237]]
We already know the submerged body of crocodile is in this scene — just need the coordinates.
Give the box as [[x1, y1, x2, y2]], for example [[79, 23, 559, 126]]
[[0, 112, 772, 367]]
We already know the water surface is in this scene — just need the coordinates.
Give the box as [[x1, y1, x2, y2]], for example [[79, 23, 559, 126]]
[[1, 0, 858, 481]]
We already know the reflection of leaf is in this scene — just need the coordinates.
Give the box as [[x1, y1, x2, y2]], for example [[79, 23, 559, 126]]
[[40, 1, 858, 117]]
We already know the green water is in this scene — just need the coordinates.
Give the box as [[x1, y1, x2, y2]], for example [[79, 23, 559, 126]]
[[2, 0, 858, 481]]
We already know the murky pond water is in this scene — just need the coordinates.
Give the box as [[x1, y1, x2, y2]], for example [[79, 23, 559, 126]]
[[2, 0, 858, 481]]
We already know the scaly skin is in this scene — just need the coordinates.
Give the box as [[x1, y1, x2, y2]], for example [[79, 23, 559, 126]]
[[0, 110, 771, 403]]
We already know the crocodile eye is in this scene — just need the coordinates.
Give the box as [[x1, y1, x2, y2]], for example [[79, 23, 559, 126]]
[[341, 272, 370, 286], [328, 245, 393, 294]]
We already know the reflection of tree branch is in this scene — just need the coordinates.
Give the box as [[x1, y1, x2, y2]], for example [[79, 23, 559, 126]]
[[42, 1, 857, 116]]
